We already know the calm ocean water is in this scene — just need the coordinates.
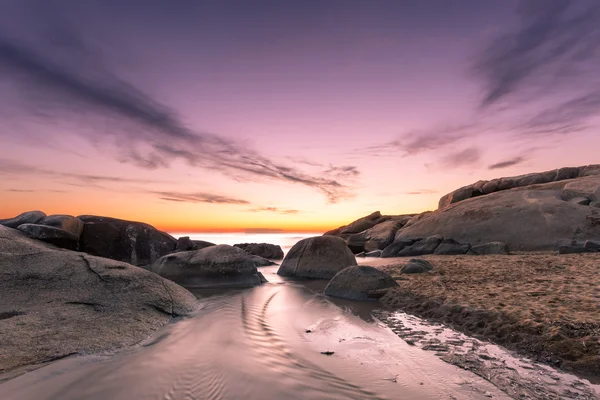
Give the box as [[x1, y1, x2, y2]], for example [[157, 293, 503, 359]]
[[168, 232, 322, 253]]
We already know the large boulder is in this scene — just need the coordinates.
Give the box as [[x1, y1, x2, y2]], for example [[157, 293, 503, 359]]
[[468, 241, 510, 255], [434, 238, 471, 255], [175, 237, 216, 252], [381, 239, 418, 258], [17, 223, 80, 250], [324, 266, 399, 301], [346, 219, 407, 253], [397, 236, 443, 257], [234, 243, 284, 259], [0, 211, 46, 228], [0, 225, 197, 375], [324, 211, 382, 237], [39, 214, 84, 237], [78, 215, 177, 266], [397, 175, 600, 252], [150, 245, 267, 288], [277, 236, 357, 279], [438, 164, 600, 209], [401, 259, 434, 274]]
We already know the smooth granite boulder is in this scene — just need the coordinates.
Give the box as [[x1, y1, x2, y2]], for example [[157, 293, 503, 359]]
[[401, 259, 434, 274], [347, 219, 408, 253], [397, 236, 443, 257], [324, 266, 399, 301], [176, 236, 196, 252], [469, 241, 510, 255], [0, 225, 197, 374], [434, 238, 471, 255], [0, 211, 46, 228], [17, 223, 80, 250], [234, 243, 284, 259], [381, 239, 418, 258], [277, 236, 357, 279], [151, 245, 267, 288], [78, 215, 177, 266], [39, 214, 84, 237]]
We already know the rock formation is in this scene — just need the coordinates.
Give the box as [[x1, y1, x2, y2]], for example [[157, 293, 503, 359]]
[[324, 265, 399, 301]]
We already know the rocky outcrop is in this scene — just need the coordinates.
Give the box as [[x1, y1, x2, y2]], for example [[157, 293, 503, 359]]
[[558, 239, 600, 254], [0, 225, 197, 374], [323, 211, 382, 238], [324, 266, 399, 301], [438, 164, 600, 209], [397, 175, 600, 252], [364, 250, 383, 257], [397, 236, 443, 257], [39, 214, 84, 237], [78, 215, 176, 266], [401, 259, 434, 274], [469, 242, 510, 255], [381, 239, 418, 258], [175, 237, 216, 252], [17, 223, 80, 250], [234, 243, 284, 259], [0, 211, 46, 228], [277, 236, 357, 279], [151, 245, 267, 288]]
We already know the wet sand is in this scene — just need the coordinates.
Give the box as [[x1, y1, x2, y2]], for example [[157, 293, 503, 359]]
[[361, 253, 600, 381]]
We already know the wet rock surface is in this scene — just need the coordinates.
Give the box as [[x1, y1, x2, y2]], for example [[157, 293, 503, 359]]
[[324, 265, 398, 301]]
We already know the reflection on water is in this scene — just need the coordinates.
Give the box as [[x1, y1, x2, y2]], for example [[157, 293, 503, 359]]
[[0, 266, 509, 400]]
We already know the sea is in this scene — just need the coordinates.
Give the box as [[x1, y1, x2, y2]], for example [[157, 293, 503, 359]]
[[167, 232, 322, 254]]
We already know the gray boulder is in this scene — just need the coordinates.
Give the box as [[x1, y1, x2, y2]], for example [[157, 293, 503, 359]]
[[324, 266, 399, 301], [569, 197, 591, 206], [434, 238, 471, 255], [584, 240, 600, 252], [17, 223, 80, 250], [469, 241, 510, 255], [78, 215, 177, 266], [347, 219, 407, 253], [401, 259, 434, 274], [151, 245, 267, 288], [234, 243, 284, 259], [381, 239, 418, 258], [397, 175, 600, 252], [277, 236, 357, 279], [0, 211, 46, 228], [176, 236, 196, 252], [0, 225, 197, 375], [39, 214, 84, 237], [398, 236, 443, 257], [193, 240, 216, 250], [591, 201, 600, 208]]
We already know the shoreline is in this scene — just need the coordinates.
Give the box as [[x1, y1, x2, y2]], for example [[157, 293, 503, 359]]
[[359, 253, 600, 381]]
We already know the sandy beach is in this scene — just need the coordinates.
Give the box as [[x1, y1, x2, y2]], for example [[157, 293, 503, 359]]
[[359, 253, 600, 379]]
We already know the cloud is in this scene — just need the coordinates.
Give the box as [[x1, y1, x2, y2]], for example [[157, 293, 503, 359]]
[[155, 191, 250, 205], [474, 0, 600, 108], [488, 156, 527, 170], [247, 207, 300, 214], [400, 189, 438, 195], [0, 33, 357, 203], [440, 147, 482, 169]]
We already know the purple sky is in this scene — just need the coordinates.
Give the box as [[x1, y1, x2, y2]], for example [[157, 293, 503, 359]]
[[1, 0, 599, 231]]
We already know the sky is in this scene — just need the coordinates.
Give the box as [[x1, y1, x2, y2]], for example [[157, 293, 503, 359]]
[[1, 0, 599, 232]]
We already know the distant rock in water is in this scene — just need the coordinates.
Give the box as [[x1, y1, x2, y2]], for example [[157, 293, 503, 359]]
[[0, 225, 197, 374], [234, 243, 284, 259], [0, 210, 46, 228], [277, 236, 357, 279], [151, 245, 267, 288], [324, 266, 399, 301], [17, 223, 80, 250], [78, 215, 176, 266]]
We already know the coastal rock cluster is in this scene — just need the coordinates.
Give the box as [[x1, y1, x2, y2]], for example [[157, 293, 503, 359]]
[[326, 164, 600, 254]]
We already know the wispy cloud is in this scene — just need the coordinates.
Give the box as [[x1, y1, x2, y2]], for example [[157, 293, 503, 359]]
[[0, 33, 357, 203], [247, 207, 300, 214], [440, 147, 482, 169], [400, 189, 438, 195], [488, 156, 527, 170], [155, 191, 250, 205]]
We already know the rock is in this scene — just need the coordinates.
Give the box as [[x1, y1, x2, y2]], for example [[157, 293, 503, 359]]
[[397, 175, 600, 251], [251, 255, 277, 266], [39, 214, 84, 237], [434, 238, 471, 255], [398, 236, 443, 257], [16, 223, 80, 250], [0, 225, 197, 374], [401, 259, 434, 274], [277, 236, 357, 279], [176, 236, 196, 252], [591, 201, 600, 208], [382, 239, 417, 258], [192, 240, 216, 250], [558, 245, 591, 254], [0, 211, 46, 228], [78, 215, 177, 266], [151, 245, 267, 288], [584, 240, 600, 252], [364, 250, 383, 257], [234, 243, 284, 259], [568, 197, 591, 206], [350, 219, 407, 253], [469, 242, 510, 255], [438, 164, 600, 209], [324, 266, 399, 301]]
